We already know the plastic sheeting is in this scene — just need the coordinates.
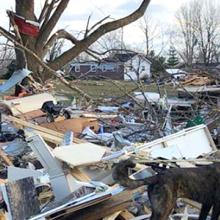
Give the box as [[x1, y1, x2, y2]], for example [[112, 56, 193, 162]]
[[0, 68, 32, 93]]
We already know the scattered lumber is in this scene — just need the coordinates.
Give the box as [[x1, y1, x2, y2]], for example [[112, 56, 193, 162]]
[[7, 116, 85, 144], [56, 189, 142, 220], [7, 116, 91, 181], [181, 74, 213, 86]]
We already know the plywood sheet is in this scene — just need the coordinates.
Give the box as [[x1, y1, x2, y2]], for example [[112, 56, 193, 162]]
[[18, 109, 46, 120], [53, 143, 106, 166]]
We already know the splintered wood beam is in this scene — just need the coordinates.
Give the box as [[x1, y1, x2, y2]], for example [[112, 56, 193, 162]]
[[0, 148, 13, 166]]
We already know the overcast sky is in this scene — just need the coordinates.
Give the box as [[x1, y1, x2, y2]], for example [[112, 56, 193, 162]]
[[0, 0, 191, 50]]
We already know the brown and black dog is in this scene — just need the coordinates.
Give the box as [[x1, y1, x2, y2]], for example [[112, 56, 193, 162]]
[[112, 159, 220, 220]]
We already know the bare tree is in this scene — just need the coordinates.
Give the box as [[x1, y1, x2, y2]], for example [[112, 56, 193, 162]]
[[0, 44, 14, 66], [175, 1, 198, 67], [194, 0, 220, 64], [47, 39, 64, 62], [0, 43, 15, 77], [94, 29, 126, 54], [175, 0, 220, 66], [0, 0, 151, 84], [139, 15, 161, 56]]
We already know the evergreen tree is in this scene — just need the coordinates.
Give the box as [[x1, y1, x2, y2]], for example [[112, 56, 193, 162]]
[[147, 50, 166, 73], [167, 46, 179, 67]]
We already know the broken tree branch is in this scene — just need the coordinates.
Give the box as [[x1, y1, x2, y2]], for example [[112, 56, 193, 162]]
[[84, 14, 92, 38], [36, 0, 70, 50], [38, 0, 49, 23], [40, 0, 57, 26], [86, 15, 110, 37], [43, 29, 78, 56], [48, 0, 151, 70]]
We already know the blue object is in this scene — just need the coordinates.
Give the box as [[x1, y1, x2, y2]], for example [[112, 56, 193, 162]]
[[0, 68, 32, 93]]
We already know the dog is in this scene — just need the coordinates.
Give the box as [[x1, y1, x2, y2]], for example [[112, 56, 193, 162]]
[[112, 159, 220, 220]]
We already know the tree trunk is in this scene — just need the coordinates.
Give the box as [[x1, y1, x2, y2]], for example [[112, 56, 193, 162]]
[[10, 0, 151, 89]]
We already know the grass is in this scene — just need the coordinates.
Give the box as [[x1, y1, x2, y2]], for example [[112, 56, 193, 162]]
[[0, 79, 177, 103], [53, 79, 178, 101]]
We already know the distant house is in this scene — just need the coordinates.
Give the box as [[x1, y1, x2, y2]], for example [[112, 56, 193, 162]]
[[69, 52, 151, 81], [69, 61, 124, 80]]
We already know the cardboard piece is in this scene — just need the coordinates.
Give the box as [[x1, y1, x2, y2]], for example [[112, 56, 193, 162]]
[[18, 109, 46, 120], [53, 143, 106, 166], [41, 118, 99, 137]]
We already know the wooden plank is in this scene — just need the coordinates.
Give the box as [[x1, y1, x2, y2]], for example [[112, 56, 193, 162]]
[[103, 211, 121, 220], [70, 168, 91, 182], [0, 179, 7, 184], [0, 148, 13, 166], [118, 210, 135, 220], [8, 116, 63, 138], [30, 130, 64, 145], [0, 212, 7, 220], [181, 198, 201, 210]]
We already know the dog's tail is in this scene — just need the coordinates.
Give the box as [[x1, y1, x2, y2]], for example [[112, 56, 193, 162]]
[[112, 159, 158, 189]]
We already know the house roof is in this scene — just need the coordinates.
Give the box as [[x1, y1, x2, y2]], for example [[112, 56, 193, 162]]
[[111, 53, 137, 62], [104, 52, 151, 64]]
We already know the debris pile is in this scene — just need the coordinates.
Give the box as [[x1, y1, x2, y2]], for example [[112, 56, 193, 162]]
[[0, 82, 218, 220], [181, 73, 214, 86]]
